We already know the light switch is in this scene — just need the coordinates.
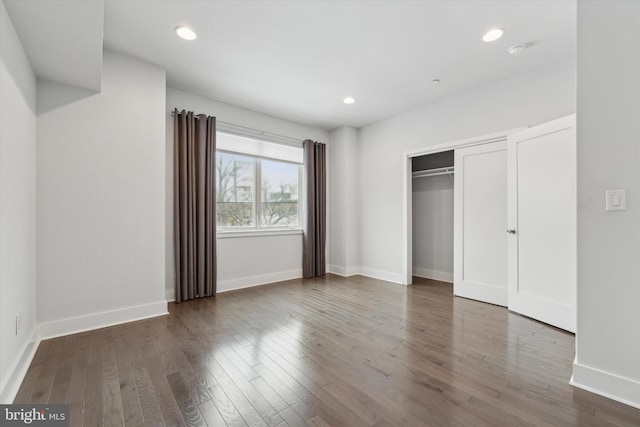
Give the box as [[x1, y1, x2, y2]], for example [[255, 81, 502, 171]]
[[606, 189, 627, 211]]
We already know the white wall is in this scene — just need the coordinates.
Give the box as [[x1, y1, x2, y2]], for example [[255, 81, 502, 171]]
[[0, 0, 37, 403], [166, 87, 329, 298], [328, 126, 360, 276], [217, 234, 303, 292], [356, 60, 576, 283], [412, 175, 454, 282], [36, 50, 167, 337], [572, 0, 640, 408]]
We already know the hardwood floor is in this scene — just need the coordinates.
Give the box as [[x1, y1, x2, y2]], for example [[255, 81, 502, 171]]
[[14, 275, 640, 426]]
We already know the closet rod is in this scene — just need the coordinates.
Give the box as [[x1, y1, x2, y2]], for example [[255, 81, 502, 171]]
[[412, 166, 455, 179]]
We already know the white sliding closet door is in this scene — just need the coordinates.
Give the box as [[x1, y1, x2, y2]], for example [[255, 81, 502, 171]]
[[507, 115, 576, 332], [454, 142, 508, 306]]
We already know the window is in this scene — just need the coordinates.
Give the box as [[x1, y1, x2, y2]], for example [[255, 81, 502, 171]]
[[260, 159, 300, 227], [216, 132, 302, 231], [216, 151, 255, 227]]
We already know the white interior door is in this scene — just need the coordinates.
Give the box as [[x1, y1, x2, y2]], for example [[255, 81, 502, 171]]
[[454, 141, 508, 306], [507, 115, 576, 332]]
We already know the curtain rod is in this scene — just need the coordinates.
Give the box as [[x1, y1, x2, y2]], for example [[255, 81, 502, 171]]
[[171, 109, 303, 148]]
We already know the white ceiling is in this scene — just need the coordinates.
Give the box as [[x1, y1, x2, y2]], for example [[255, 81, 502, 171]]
[[4, 0, 104, 91], [5, 0, 576, 130]]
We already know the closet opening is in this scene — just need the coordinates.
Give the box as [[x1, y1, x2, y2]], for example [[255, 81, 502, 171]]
[[411, 151, 454, 289]]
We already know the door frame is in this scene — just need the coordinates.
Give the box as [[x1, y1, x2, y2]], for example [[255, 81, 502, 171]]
[[402, 128, 525, 285]]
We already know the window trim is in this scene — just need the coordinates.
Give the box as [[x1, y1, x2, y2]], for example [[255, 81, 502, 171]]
[[217, 228, 303, 239]]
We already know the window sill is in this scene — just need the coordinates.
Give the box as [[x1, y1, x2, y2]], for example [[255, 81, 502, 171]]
[[216, 229, 303, 239]]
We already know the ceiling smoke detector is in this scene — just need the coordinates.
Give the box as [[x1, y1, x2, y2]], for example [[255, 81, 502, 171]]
[[507, 44, 527, 56]]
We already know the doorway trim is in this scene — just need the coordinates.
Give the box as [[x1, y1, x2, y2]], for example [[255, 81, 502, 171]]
[[402, 127, 525, 285]]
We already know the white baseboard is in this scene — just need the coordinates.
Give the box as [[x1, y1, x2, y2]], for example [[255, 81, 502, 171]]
[[218, 269, 302, 293], [412, 267, 453, 283], [358, 267, 404, 284], [166, 288, 175, 303], [38, 300, 168, 340], [165, 269, 304, 300], [328, 264, 359, 277], [571, 360, 640, 409], [0, 327, 40, 404]]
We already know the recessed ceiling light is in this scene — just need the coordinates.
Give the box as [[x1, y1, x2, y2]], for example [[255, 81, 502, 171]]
[[482, 28, 504, 42], [175, 26, 197, 41], [507, 44, 527, 56], [343, 96, 356, 104], [431, 79, 440, 85]]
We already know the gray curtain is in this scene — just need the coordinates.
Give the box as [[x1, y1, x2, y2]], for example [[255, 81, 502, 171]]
[[173, 109, 217, 302], [302, 139, 326, 277]]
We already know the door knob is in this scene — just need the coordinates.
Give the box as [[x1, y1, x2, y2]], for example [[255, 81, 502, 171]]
[[507, 229, 517, 234]]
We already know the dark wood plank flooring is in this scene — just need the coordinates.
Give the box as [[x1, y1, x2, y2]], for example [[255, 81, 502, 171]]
[[14, 275, 640, 426]]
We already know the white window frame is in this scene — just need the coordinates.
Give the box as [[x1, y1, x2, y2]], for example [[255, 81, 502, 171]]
[[216, 148, 303, 235]]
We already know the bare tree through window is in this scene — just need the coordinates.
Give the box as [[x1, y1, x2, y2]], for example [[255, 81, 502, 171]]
[[216, 152, 254, 227], [261, 159, 299, 227]]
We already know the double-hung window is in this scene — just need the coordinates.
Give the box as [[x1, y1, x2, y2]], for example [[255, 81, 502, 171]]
[[216, 132, 302, 232]]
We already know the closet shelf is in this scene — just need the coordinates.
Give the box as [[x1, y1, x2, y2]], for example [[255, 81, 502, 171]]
[[412, 166, 454, 179]]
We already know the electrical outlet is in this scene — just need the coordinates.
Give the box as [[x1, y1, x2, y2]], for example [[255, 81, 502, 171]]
[[15, 311, 23, 335]]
